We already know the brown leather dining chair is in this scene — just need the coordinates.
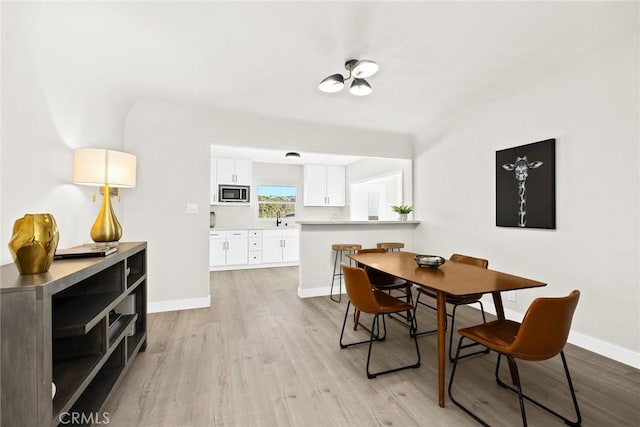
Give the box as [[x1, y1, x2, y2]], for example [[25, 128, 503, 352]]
[[339, 263, 421, 379], [448, 290, 582, 427], [353, 248, 414, 329], [412, 253, 490, 361]]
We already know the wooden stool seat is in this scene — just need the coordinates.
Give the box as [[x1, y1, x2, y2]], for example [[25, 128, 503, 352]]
[[376, 242, 404, 251], [330, 244, 362, 302], [332, 243, 362, 251]]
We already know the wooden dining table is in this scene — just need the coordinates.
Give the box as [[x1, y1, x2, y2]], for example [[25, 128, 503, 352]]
[[346, 251, 546, 407]]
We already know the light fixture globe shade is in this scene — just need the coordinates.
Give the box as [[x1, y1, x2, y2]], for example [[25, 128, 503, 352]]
[[349, 78, 372, 96], [318, 73, 345, 93], [352, 60, 379, 78]]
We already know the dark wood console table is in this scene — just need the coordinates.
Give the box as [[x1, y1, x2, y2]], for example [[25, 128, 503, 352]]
[[1, 241, 147, 426]]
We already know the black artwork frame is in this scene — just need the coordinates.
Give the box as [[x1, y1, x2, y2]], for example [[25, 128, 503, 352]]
[[496, 138, 556, 229]]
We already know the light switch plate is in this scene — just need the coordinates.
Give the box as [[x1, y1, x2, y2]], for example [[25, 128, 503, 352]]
[[186, 202, 199, 214]]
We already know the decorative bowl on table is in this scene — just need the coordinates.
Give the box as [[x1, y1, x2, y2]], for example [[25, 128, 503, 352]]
[[414, 255, 446, 269]]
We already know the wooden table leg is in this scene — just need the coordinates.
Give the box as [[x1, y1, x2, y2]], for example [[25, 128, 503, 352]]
[[491, 291, 518, 385], [437, 291, 446, 407]]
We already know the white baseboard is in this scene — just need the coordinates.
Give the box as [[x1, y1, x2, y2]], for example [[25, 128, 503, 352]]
[[482, 301, 640, 369], [298, 285, 335, 299], [210, 262, 298, 272], [148, 295, 211, 313]]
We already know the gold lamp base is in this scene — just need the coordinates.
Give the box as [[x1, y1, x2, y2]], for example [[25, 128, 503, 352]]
[[91, 185, 122, 242]]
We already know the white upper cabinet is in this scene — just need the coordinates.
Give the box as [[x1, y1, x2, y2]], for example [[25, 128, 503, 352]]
[[303, 164, 345, 206], [216, 158, 252, 185]]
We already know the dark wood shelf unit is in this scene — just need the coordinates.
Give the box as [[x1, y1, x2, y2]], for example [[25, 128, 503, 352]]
[[53, 292, 122, 338], [0, 242, 148, 427], [59, 340, 126, 427], [126, 250, 146, 289], [108, 314, 137, 347], [52, 354, 103, 416], [127, 332, 147, 360]]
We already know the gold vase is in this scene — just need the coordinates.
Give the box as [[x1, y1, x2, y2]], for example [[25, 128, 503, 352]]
[[8, 213, 60, 274]]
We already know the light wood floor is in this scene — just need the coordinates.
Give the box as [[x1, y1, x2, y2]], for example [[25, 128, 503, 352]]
[[106, 267, 640, 426]]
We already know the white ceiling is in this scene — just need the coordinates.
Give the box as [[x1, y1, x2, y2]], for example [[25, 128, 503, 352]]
[[8, 2, 633, 140]]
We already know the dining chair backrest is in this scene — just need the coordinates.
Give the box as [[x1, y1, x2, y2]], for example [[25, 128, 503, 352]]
[[356, 248, 387, 255], [450, 253, 489, 269], [341, 263, 381, 314], [509, 290, 580, 361], [354, 248, 400, 286]]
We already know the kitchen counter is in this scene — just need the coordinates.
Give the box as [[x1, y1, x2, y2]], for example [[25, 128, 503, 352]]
[[296, 220, 421, 298], [296, 220, 420, 225], [210, 225, 299, 231]]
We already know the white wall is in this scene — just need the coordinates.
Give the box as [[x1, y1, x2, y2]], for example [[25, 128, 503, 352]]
[[413, 27, 639, 366], [123, 99, 414, 312], [0, 3, 131, 263]]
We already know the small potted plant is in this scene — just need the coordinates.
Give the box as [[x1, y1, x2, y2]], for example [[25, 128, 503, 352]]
[[391, 204, 413, 221]]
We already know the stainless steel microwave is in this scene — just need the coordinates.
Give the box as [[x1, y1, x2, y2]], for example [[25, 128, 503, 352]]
[[219, 185, 250, 203]]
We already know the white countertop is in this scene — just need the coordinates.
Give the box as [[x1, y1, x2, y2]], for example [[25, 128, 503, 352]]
[[296, 220, 420, 225], [211, 226, 299, 231]]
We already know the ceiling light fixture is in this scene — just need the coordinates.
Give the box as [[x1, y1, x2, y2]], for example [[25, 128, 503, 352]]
[[319, 59, 378, 96]]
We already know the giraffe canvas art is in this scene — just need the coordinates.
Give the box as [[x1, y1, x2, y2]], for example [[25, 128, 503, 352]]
[[496, 139, 556, 229]]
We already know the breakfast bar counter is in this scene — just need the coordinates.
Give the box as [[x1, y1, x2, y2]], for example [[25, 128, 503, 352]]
[[296, 220, 421, 226], [296, 220, 421, 298]]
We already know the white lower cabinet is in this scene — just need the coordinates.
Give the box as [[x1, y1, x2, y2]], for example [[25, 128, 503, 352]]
[[262, 229, 299, 264], [210, 230, 248, 267], [210, 228, 298, 270]]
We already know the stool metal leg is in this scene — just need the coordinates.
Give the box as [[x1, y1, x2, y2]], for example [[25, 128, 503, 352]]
[[329, 249, 342, 302]]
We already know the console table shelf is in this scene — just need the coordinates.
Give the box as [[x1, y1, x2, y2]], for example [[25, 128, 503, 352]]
[[53, 292, 122, 337], [0, 241, 147, 427]]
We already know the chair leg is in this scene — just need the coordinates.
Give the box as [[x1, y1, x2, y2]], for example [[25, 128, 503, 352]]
[[341, 302, 386, 349], [495, 351, 582, 426], [448, 336, 491, 426], [447, 302, 491, 362], [411, 291, 448, 337], [387, 286, 414, 328], [366, 312, 421, 379]]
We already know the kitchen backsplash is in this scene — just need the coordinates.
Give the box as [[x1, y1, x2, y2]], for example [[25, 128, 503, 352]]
[[211, 204, 348, 229]]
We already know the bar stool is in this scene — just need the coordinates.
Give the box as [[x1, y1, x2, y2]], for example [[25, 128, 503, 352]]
[[376, 242, 404, 252], [330, 244, 362, 302]]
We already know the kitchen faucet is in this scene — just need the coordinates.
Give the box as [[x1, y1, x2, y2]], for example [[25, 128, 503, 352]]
[[276, 211, 282, 227]]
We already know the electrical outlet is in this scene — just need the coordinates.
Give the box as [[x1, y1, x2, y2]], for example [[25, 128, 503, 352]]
[[507, 291, 517, 302]]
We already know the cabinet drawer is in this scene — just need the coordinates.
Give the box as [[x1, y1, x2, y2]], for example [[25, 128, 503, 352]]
[[226, 230, 248, 239], [249, 238, 262, 250], [249, 252, 262, 264], [248, 229, 262, 238], [211, 230, 248, 239]]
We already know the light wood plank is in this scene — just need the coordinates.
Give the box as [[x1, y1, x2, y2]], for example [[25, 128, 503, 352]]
[[105, 267, 640, 426]]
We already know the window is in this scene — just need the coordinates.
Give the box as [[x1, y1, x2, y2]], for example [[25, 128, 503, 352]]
[[257, 185, 297, 219]]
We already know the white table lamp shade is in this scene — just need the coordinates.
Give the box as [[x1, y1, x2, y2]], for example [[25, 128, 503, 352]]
[[73, 148, 136, 187]]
